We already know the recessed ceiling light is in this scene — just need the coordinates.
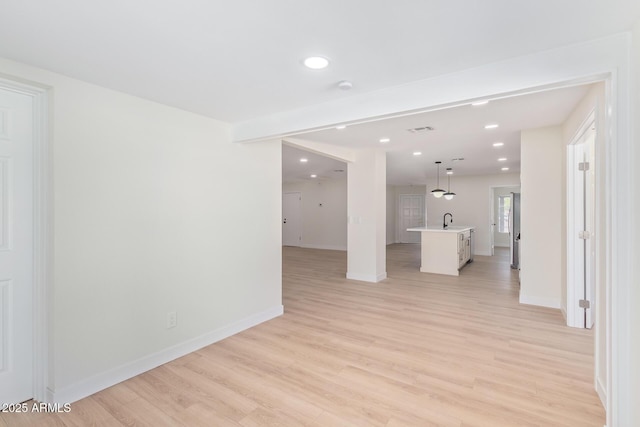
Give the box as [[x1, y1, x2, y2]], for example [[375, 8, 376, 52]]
[[472, 100, 489, 106], [492, 142, 504, 147], [498, 157, 507, 161], [501, 167, 510, 171], [300, 158, 308, 163], [379, 138, 390, 143], [310, 174, 317, 178], [303, 56, 329, 69], [413, 151, 422, 156], [485, 124, 499, 129], [336, 125, 347, 130]]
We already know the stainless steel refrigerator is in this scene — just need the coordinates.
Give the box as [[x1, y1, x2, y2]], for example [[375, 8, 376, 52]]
[[509, 192, 521, 269]]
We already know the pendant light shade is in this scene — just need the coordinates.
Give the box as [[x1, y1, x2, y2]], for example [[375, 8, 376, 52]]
[[444, 168, 456, 200], [431, 161, 446, 198]]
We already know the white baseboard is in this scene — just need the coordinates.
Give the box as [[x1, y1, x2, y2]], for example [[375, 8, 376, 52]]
[[560, 306, 567, 321], [519, 294, 561, 309], [301, 243, 347, 251], [47, 304, 284, 404], [346, 272, 387, 283], [596, 376, 607, 410]]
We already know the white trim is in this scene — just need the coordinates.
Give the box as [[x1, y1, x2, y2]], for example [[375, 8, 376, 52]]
[[47, 304, 284, 404], [604, 63, 632, 427], [300, 243, 347, 251], [0, 77, 50, 404], [346, 272, 387, 283], [518, 295, 561, 309], [597, 376, 607, 411]]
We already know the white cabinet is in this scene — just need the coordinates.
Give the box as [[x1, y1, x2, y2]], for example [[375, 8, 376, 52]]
[[458, 231, 471, 268], [406, 226, 474, 276]]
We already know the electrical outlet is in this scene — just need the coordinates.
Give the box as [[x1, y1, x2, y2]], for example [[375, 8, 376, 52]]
[[167, 311, 177, 329]]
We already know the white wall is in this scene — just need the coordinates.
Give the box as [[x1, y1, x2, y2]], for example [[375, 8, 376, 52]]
[[426, 173, 520, 256], [519, 126, 563, 309], [493, 186, 521, 247], [282, 178, 347, 250], [630, 18, 640, 426], [0, 57, 283, 401]]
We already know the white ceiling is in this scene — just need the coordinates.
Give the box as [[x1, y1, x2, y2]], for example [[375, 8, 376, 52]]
[[282, 144, 346, 183], [0, 1, 638, 123], [2, 2, 636, 185], [285, 84, 592, 184]]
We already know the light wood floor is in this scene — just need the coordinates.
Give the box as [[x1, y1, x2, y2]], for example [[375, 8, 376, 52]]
[[1, 245, 604, 426]]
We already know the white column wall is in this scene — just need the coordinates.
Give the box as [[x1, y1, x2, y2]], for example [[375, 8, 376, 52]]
[[347, 149, 387, 282], [520, 126, 563, 309]]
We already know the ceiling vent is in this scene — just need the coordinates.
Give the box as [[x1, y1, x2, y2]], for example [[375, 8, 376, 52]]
[[407, 126, 435, 133], [333, 169, 345, 173]]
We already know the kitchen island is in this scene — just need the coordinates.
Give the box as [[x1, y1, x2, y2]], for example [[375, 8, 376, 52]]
[[406, 226, 474, 276]]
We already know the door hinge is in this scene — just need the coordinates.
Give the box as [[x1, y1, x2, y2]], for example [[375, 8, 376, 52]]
[[578, 162, 590, 171], [579, 299, 591, 309], [578, 230, 591, 239]]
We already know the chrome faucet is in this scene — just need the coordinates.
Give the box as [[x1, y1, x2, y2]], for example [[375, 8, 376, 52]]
[[443, 212, 453, 229]]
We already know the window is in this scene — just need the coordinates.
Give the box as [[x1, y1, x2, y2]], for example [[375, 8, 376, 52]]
[[498, 195, 511, 233]]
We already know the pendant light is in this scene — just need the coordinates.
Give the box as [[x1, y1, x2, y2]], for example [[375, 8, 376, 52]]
[[431, 161, 446, 198], [444, 168, 456, 200]]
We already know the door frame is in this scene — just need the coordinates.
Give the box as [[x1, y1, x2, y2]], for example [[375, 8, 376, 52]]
[[0, 76, 50, 403]]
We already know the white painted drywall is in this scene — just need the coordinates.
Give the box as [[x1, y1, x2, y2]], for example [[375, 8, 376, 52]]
[[426, 174, 520, 256], [347, 148, 386, 282], [520, 126, 563, 308], [0, 57, 282, 399], [282, 178, 347, 250], [630, 18, 640, 426]]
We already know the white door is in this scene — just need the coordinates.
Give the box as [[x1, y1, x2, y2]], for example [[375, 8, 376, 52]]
[[282, 192, 301, 247], [0, 88, 34, 403], [398, 194, 424, 243], [567, 123, 596, 329]]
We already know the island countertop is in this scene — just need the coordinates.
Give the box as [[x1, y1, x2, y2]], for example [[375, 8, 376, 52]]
[[407, 226, 474, 233]]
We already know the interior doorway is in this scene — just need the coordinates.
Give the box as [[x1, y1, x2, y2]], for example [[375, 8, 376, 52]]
[[282, 192, 301, 247], [490, 186, 520, 257]]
